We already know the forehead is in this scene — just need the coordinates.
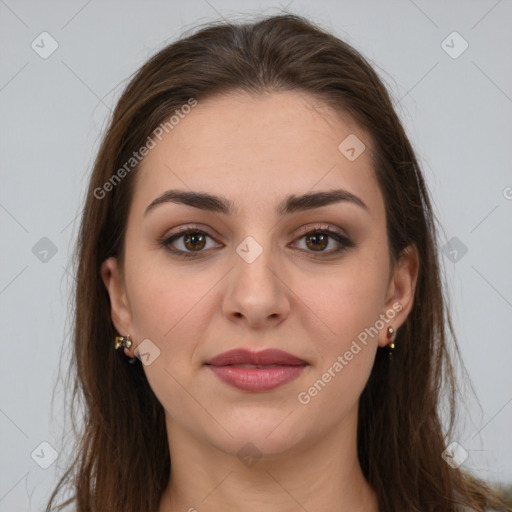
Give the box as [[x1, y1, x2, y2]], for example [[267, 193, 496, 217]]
[[132, 90, 383, 218]]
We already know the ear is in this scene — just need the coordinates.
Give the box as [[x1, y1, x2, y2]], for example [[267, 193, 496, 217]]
[[378, 244, 419, 347], [101, 257, 135, 356]]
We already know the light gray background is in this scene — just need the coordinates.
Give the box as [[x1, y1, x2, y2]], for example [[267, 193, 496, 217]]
[[1, 1, 511, 510]]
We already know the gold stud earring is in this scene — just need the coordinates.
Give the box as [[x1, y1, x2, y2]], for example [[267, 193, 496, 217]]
[[114, 335, 132, 350], [114, 335, 137, 364]]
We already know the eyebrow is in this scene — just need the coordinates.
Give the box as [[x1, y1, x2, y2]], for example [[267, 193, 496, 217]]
[[144, 188, 369, 217]]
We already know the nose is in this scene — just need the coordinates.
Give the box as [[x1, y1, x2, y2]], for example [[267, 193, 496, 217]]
[[222, 237, 291, 330]]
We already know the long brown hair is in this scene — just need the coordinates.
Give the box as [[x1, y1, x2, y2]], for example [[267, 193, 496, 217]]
[[47, 13, 508, 512]]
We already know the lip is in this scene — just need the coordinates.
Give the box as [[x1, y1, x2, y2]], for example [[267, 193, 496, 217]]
[[205, 349, 308, 392], [206, 348, 307, 367]]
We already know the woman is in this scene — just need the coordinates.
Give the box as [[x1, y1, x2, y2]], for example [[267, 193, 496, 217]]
[[47, 13, 508, 512]]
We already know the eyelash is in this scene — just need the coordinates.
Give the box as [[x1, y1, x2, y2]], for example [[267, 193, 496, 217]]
[[160, 224, 355, 260]]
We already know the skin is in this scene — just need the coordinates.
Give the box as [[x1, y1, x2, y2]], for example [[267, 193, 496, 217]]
[[101, 90, 419, 512]]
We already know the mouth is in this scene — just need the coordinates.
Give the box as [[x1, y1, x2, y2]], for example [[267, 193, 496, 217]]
[[204, 348, 308, 392]]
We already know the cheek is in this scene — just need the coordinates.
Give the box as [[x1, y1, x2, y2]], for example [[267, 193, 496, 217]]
[[125, 254, 225, 374], [292, 253, 388, 411], [124, 261, 214, 415], [302, 255, 388, 352], [296, 345, 376, 425], [294, 267, 384, 415], [303, 287, 379, 393]]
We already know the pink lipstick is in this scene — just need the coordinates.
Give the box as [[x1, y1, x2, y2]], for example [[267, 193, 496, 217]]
[[205, 348, 307, 392]]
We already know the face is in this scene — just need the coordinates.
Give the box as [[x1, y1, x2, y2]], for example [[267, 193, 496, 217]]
[[102, 91, 418, 459]]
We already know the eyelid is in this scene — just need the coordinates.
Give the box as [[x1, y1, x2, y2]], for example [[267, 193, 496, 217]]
[[162, 223, 220, 240], [293, 222, 347, 238]]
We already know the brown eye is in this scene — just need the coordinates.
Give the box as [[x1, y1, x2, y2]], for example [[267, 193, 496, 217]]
[[292, 227, 355, 256], [305, 232, 329, 251], [161, 228, 222, 258], [183, 232, 206, 251]]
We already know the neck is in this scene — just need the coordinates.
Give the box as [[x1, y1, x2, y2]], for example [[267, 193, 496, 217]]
[[158, 410, 378, 512]]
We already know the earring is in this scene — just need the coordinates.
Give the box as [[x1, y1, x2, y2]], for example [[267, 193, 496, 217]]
[[114, 335, 137, 364], [386, 326, 397, 359], [114, 335, 132, 350]]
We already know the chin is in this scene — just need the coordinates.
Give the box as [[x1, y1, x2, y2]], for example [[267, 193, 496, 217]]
[[204, 407, 312, 461]]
